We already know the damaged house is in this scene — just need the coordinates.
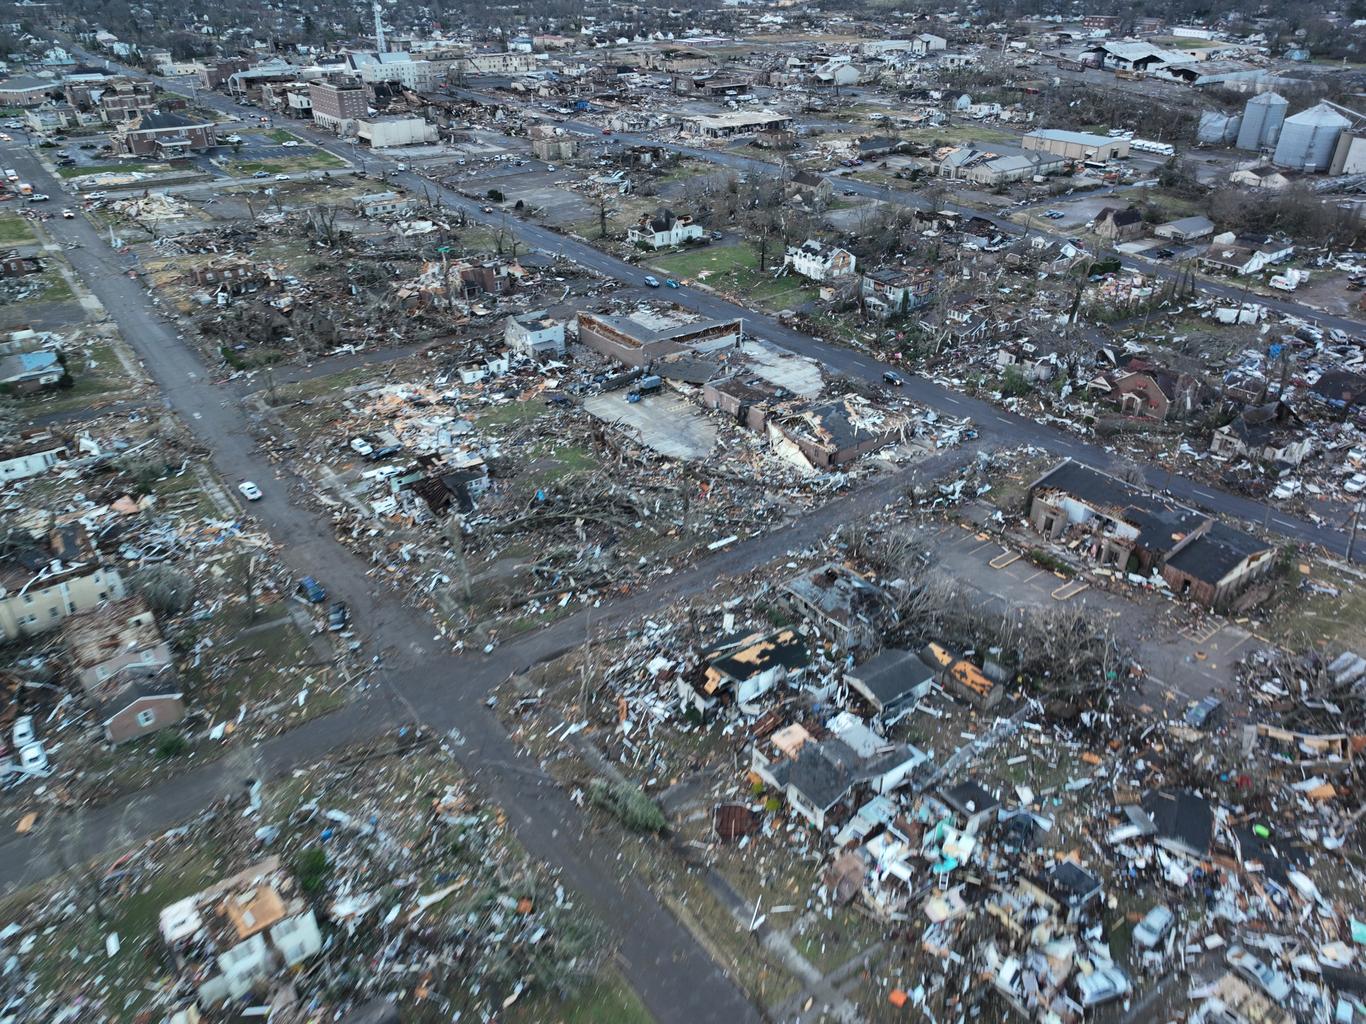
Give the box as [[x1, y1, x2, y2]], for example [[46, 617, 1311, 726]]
[[0, 525, 127, 640], [64, 596, 185, 743], [576, 309, 741, 369], [1209, 400, 1311, 466], [679, 628, 811, 717], [860, 267, 935, 317], [1089, 357, 1201, 422], [1026, 460, 1276, 610], [784, 239, 856, 282], [781, 562, 896, 646], [768, 395, 910, 470], [625, 208, 704, 249]]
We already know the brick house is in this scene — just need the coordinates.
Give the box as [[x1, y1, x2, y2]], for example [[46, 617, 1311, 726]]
[[112, 110, 218, 157]]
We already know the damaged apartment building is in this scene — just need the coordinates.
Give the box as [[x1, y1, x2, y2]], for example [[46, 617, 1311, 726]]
[[1025, 460, 1275, 610]]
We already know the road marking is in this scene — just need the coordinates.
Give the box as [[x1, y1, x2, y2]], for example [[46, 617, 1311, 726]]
[[993, 416, 1013, 425], [1273, 517, 1297, 528], [1192, 488, 1216, 500], [942, 396, 961, 405]]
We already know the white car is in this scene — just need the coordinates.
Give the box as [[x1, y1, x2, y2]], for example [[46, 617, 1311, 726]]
[[86, 190, 107, 200], [274, 173, 288, 181], [5, 121, 22, 129], [1075, 966, 1130, 1007], [12, 715, 35, 748], [1345, 473, 1366, 495], [238, 481, 263, 501], [350, 438, 374, 456], [225, 134, 242, 143], [1133, 905, 1174, 949], [27, 194, 48, 202], [281, 140, 299, 148], [61, 208, 73, 219], [1227, 946, 1292, 1002], [18, 742, 50, 777]]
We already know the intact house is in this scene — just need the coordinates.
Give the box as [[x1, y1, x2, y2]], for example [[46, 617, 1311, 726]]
[[1153, 215, 1214, 242], [846, 648, 935, 720], [0, 525, 127, 640], [860, 267, 935, 317], [112, 110, 218, 157], [504, 310, 565, 357], [1026, 460, 1275, 610], [784, 239, 856, 282], [1209, 400, 1312, 466], [678, 628, 811, 717], [626, 208, 704, 249], [751, 720, 929, 832], [937, 142, 1066, 185], [1092, 205, 1146, 242], [64, 596, 184, 743], [0, 350, 63, 391]]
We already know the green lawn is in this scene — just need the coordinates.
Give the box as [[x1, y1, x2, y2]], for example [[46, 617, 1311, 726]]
[[56, 162, 164, 179], [0, 213, 34, 243], [649, 244, 819, 311], [266, 128, 303, 144], [506, 969, 653, 1024], [475, 398, 549, 429], [226, 151, 345, 176]]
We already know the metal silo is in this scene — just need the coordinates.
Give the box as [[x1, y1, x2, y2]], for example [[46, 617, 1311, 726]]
[[1235, 92, 1287, 151], [1272, 103, 1352, 171], [1199, 111, 1241, 145]]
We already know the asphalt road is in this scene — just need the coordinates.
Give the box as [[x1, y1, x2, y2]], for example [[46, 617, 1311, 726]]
[[60, 55, 1366, 558]]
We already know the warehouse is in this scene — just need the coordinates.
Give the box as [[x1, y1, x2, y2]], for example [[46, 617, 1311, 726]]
[[680, 110, 794, 138], [1022, 129, 1130, 161], [357, 115, 439, 149]]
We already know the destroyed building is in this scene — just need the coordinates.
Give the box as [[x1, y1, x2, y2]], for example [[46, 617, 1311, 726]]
[[576, 309, 741, 369], [0, 525, 127, 640], [1026, 460, 1275, 610]]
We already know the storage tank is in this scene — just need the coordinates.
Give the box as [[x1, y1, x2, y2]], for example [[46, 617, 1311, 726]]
[[1273, 102, 1352, 171], [1198, 111, 1241, 145], [1235, 92, 1287, 151]]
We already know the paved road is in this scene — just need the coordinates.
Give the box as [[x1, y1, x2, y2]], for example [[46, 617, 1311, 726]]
[[56, 55, 1365, 559], [1, 139, 770, 1024]]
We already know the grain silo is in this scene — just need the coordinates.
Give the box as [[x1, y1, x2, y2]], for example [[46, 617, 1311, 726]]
[[1235, 92, 1287, 151], [1198, 111, 1241, 145], [1273, 102, 1352, 171]]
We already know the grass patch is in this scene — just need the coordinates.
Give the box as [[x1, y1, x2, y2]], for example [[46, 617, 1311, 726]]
[[0, 213, 34, 244], [56, 162, 167, 179], [474, 398, 547, 429], [226, 151, 345, 176], [649, 244, 818, 311], [1265, 559, 1366, 652], [506, 968, 653, 1024], [266, 128, 303, 144]]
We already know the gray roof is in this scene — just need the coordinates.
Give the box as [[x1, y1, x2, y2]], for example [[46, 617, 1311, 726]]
[[1283, 102, 1352, 128]]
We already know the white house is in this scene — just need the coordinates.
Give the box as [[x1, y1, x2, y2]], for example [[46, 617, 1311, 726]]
[[912, 33, 948, 55], [504, 310, 565, 357], [626, 209, 703, 249], [0, 435, 66, 481], [784, 239, 856, 281]]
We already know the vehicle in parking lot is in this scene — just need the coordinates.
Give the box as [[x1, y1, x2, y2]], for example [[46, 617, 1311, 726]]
[[85, 190, 107, 200], [1226, 947, 1291, 1002], [281, 140, 299, 147], [350, 437, 374, 456], [1043, 209, 1065, 219], [643, 275, 660, 287], [225, 134, 242, 143], [1075, 966, 1129, 1007], [1185, 696, 1222, 730], [237, 481, 263, 501], [28, 193, 48, 202], [1152, 248, 1176, 259], [1133, 905, 1174, 949]]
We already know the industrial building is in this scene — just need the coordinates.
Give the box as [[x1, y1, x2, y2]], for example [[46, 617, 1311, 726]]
[[1021, 129, 1130, 161], [1272, 103, 1353, 172], [356, 115, 438, 148], [680, 110, 794, 138], [576, 310, 742, 368], [1235, 92, 1287, 152]]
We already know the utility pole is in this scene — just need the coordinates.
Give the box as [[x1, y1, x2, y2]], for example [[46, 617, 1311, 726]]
[[1348, 502, 1363, 563]]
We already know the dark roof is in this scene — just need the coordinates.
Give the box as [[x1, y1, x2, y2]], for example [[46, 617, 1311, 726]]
[[93, 675, 183, 723], [1311, 369, 1366, 407], [1041, 861, 1103, 905], [1165, 521, 1271, 584], [772, 738, 861, 811], [706, 629, 811, 684], [939, 779, 1000, 817], [848, 648, 933, 707], [1141, 788, 1212, 857], [134, 110, 208, 132], [655, 353, 722, 384]]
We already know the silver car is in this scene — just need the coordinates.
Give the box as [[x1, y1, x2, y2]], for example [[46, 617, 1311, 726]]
[[1133, 905, 1174, 949]]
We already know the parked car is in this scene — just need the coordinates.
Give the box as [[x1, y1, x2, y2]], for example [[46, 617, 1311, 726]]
[[368, 444, 403, 461], [1133, 905, 1175, 949], [274, 173, 288, 181], [350, 437, 374, 456], [61, 208, 73, 218], [1075, 966, 1130, 1007], [18, 742, 49, 777], [1044, 209, 1065, 219], [281, 140, 299, 148], [1344, 473, 1366, 495], [664, 278, 679, 288], [225, 134, 242, 143], [1227, 947, 1292, 1002], [237, 481, 263, 501], [85, 190, 107, 200], [1152, 248, 1176, 259], [252, 170, 270, 179], [643, 275, 660, 287], [1185, 696, 1222, 730], [12, 715, 35, 748], [296, 577, 326, 603], [883, 371, 904, 386], [27, 194, 48, 202], [327, 602, 349, 631]]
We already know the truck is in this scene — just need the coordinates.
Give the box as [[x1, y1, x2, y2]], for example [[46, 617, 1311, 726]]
[[16, 182, 32, 196], [3, 169, 17, 182]]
